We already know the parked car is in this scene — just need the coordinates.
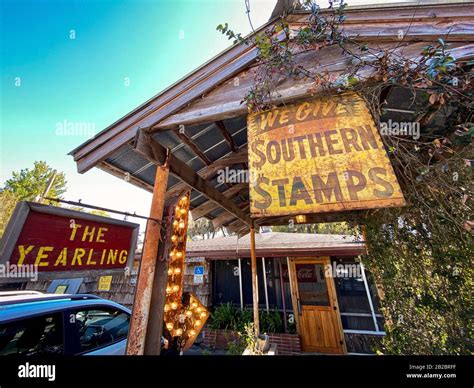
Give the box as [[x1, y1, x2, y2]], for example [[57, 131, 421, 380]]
[[0, 291, 130, 355]]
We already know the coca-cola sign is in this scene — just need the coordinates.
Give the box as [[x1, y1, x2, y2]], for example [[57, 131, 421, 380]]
[[282, 264, 324, 283]]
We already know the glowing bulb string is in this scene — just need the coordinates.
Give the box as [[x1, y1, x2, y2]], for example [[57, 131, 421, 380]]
[[163, 192, 209, 352]]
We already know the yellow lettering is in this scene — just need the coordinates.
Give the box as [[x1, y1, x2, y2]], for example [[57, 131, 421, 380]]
[[54, 248, 68, 266], [296, 102, 311, 121], [17, 245, 34, 266], [86, 249, 96, 265], [100, 249, 107, 265], [118, 250, 128, 264], [96, 227, 107, 243], [72, 248, 86, 265], [81, 226, 96, 242], [279, 109, 289, 125], [69, 224, 82, 241], [107, 249, 118, 265], [35, 246, 53, 266]]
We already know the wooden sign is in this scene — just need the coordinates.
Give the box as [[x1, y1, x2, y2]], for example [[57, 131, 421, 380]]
[[0, 202, 139, 279], [248, 92, 405, 217]]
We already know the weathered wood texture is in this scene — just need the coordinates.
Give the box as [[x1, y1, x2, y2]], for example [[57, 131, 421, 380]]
[[71, 3, 474, 174], [135, 131, 251, 226]]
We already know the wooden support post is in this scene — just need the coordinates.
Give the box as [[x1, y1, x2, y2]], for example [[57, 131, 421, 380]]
[[250, 222, 260, 336], [126, 154, 170, 355]]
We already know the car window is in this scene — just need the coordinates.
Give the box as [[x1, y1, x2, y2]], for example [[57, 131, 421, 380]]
[[0, 313, 64, 356], [73, 307, 129, 353]]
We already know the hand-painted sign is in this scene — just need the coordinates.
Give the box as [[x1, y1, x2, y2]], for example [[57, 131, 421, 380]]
[[247, 92, 405, 217], [0, 202, 139, 279]]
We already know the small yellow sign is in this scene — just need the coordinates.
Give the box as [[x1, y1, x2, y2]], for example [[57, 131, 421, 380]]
[[98, 275, 113, 291], [54, 285, 68, 294], [248, 92, 405, 217]]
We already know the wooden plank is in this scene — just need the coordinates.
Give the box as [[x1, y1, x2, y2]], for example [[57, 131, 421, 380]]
[[98, 161, 154, 193], [165, 147, 248, 199], [156, 42, 473, 129], [215, 120, 237, 152], [212, 204, 250, 228], [289, 3, 474, 24], [134, 131, 251, 226], [191, 182, 247, 220], [126, 158, 170, 355], [176, 131, 212, 165]]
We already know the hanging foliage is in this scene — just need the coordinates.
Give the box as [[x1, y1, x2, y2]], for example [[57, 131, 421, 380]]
[[218, 0, 473, 354]]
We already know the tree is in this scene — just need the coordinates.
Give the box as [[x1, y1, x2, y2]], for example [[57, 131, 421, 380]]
[[0, 190, 18, 237], [272, 222, 356, 235], [1, 161, 67, 238], [4, 161, 66, 203]]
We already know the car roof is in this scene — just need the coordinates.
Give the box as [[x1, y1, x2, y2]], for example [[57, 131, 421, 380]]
[[0, 292, 131, 323]]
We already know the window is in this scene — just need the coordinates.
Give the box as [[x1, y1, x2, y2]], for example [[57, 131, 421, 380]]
[[0, 314, 64, 355], [73, 307, 129, 353], [334, 261, 385, 335]]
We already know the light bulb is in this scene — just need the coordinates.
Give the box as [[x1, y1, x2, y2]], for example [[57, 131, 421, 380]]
[[181, 195, 187, 202], [175, 205, 181, 213], [178, 314, 186, 323], [166, 286, 172, 294], [190, 330, 197, 336], [169, 250, 175, 258], [174, 267, 181, 275], [185, 310, 193, 317], [194, 320, 202, 327], [164, 304, 170, 312], [196, 307, 202, 313], [175, 328, 183, 336], [172, 285, 180, 293], [191, 302, 198, 309], [166, 322, 174, 331], [179, 221, 185, 229], [200, 312, 207, 318], [176, 251, 183, 259], [171, 235, 177, 242], [173, 220, 179, 227], [168, 268, 173, 275], [180, 208, 186, 215], [171, 302, 178, 310]]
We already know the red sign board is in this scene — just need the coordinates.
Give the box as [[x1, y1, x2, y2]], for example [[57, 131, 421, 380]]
[[0, 202, 139, 279]]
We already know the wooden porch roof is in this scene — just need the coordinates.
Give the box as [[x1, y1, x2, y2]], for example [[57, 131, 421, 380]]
[[70, 2, 474, 234]]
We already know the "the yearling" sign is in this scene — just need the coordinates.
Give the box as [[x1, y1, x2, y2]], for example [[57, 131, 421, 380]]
[[248, 93, 405, 217], [0, 202, 139, 279]]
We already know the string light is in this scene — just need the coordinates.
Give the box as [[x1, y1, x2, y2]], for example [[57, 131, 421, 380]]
[[194, 320, 202, 328], [173, 220, 179, 227], [171, 235, 178, 242], [166, 286, 172, 294], [175, 328, 183, 336], [200, 312, 207, 318], [185, 310, 193, 317], [164, 304, 170, 312], [166, 322, 174, 331], [179, 221, 185, 229], [172, 285, 180, 293], [171, 302, 178, 310], [174, 267, 181, 275]]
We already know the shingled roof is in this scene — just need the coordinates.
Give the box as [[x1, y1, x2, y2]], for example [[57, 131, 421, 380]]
[[186, 232, 365, 258]]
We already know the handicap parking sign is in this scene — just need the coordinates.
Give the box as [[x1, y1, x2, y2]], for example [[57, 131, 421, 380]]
[[193, 266, 204, 284]]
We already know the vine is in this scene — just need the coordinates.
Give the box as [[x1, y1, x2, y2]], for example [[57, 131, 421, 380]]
[[218, 0, 473, 354]]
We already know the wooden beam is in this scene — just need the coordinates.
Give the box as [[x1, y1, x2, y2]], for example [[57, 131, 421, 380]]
[[212, 204, 250, 229], [153, 43, 473, 129], [176, 131, 212, 165], [191, 182, 247, 220], [98, 161, 154, 193], [135, 131, 251, 226], [165, 147, 248, 199], [126, 155, 170, 355], [250, 223, 260, 336], [215, 120, 237, 152]]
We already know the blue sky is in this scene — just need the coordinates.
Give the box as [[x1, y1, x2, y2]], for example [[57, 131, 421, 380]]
[[0, 0, 409, 230]]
